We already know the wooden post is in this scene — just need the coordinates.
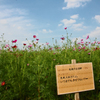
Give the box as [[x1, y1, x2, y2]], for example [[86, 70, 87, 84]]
[[71, 59, 80, 100]]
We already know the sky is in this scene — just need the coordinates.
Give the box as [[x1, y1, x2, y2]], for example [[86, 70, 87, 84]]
[[0, 0, 100, 50]]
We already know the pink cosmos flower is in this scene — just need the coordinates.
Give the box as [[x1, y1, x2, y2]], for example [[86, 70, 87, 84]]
[[46, 43, 49, 45], [33, 35, 36, 38], [28, 45, 32, 48], [81, 41, 84, 44], [78, 46, 81, 49], [12, 40, 17, 43], [78, 42, 80, 44], [98, 42, 100, 44], [35, 41, 38, 43], [88, 53, 90, 55], [73, 48, 75, 51], [64, 27, 67, 30], [5, 44, 9, 48], [27, 64, 29, 66], [93, 41, 96, 44], [86, 35, 89, 39], [81, 39, 83, 41]]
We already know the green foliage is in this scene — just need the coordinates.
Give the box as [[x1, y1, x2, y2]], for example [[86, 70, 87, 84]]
[[0, 33, 100, 100]]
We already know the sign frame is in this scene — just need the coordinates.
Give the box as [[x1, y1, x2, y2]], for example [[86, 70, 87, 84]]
[[55, 61, 95, 95]]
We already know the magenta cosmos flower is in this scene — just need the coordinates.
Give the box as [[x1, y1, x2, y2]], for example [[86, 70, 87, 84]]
[[33, 35, 36, 38], [36, 39, 39, 41], [64, 27, 67, 30], [83, 46, 85, 49], [61, 37, 65, 40], [23, 43, 26, 46], [86, 35, 89, 39], [12, 40, 17, 43]]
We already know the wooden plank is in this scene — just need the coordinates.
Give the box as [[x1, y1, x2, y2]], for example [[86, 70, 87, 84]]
[[55, 61, 95, 95]]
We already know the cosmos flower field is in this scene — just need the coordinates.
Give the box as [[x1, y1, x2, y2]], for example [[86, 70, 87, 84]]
[[0, 28, 100, 100]]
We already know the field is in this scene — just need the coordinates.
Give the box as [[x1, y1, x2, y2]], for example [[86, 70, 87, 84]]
[[0, 32, 100, 100]]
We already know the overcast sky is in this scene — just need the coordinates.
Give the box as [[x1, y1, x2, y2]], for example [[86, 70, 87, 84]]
[[0, 0, 100, 50]]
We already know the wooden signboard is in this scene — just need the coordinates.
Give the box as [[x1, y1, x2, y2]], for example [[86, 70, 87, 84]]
[[55, 62, 95, 95]]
